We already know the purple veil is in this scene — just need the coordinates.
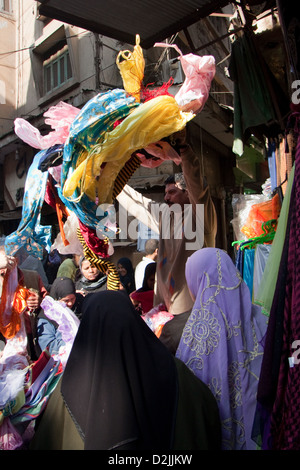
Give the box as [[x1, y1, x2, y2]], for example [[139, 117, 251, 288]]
[[176, 248, 267, 450]]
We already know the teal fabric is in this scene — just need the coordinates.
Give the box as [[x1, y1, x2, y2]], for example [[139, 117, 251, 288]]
[[60, 88, 139, 191], [243, 248, 255, 300], [58, 88, 139, 230], [5, 150, 52, 260]]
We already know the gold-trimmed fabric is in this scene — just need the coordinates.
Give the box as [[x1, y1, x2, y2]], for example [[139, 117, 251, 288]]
[[112, 153, 141, 199]]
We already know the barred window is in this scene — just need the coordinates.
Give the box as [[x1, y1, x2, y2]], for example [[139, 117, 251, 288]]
[[0, 0, 10, 13], [43, 44, 72, 95]]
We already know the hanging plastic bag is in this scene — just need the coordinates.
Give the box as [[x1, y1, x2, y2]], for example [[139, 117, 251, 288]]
[[51, 210, 84, 256], [142, 304, 174, 337], [154, 42, 215, 114], [14, 102, 80, 149], [241, 193, 281, 239], [116, 34, 145, 102]]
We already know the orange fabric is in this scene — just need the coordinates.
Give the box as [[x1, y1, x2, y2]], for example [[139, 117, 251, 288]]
[[0, 276, 29, 339], [55, 198, 70, 247], [241, 193, 281, 239], [155, 324, 164, 338]]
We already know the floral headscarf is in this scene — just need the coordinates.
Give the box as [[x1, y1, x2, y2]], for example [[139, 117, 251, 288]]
[[176, 248, 268, 450]]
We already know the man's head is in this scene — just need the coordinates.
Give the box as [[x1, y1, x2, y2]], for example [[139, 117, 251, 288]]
[[164, 173, 190, 208], [144, 238, 159, 260]]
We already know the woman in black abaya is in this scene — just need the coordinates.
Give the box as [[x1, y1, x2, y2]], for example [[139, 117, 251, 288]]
[[31, 290, 221, 450]]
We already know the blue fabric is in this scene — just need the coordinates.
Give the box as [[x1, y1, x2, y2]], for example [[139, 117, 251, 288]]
[[267, 141, 277, 192], [61, 89, 139, 190], [37, 318, 65, 355], [5, 150, 52, 260], [58, 88, 139, 229], [243, 248, 255, 300]]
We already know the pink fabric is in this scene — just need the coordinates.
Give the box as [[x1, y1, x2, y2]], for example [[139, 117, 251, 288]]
[[136, 140, 182, 168], [0, 418, 23, 450], [14, 102, 80, 149], [154, 43, 215, 114]]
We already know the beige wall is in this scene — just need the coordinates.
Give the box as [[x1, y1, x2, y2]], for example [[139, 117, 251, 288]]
[[0, 2, 16, 137]]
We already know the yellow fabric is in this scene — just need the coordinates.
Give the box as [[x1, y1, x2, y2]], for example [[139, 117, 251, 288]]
[[63, 95, 193, 204], [116, 34, 145, 102], [0, 389, 26, 424]]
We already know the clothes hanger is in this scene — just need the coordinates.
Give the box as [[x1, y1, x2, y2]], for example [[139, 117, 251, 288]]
[[232, 219, 277, 250]]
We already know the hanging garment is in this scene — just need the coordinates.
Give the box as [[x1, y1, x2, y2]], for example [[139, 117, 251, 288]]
[[252, 244, 272, 301], [228, 32, 278, 156], [267, 140, 277, 193], [4, 150, 52, 259], [253, 111, 300, 450], [254, 165, 295, 315], [243, 248, 255, 300], [269, 112, 300, 450]]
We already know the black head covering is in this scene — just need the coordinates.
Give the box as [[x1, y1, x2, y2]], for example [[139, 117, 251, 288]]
[[48, 276, 83, 319], [141, 261, 156, 291], [49, 277, 76, 300], [61, 290, 178, 450], [117, 257, 135, 294]]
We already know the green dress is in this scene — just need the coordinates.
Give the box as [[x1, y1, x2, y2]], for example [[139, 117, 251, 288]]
[[30, 358, 221, 451]]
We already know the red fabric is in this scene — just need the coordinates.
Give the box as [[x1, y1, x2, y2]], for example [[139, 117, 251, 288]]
[[130, 289, 154, 314], [45, 177, 70, 246], [78, 220, 110, 258]]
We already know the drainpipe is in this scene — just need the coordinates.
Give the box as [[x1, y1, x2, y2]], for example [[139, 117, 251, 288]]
[[94, 33, 101, 90]]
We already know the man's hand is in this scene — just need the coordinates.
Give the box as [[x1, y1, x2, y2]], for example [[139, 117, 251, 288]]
[[169, 127, 187, 148], [26, 290, 41, 311]]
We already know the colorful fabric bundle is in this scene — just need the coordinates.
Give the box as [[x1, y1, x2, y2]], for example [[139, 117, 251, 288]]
[[11, 352, 61, 425], [0, 350, 62, 450], [61, 88, 139, 201], [63, 94, 193, 204]]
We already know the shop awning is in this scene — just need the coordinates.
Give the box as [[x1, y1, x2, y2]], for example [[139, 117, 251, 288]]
[[36, 0, 231, 48]]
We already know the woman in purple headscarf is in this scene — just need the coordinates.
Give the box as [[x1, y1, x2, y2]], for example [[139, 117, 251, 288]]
[[176, 248, 268, 450]]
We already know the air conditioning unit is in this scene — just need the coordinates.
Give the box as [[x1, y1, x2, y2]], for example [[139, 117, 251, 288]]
[[162, 58, 184, 85]]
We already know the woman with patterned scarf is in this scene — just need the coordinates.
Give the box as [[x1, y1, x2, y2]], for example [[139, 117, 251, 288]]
[[75, 256, 107, 296], [176, 248, 268, 450]]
